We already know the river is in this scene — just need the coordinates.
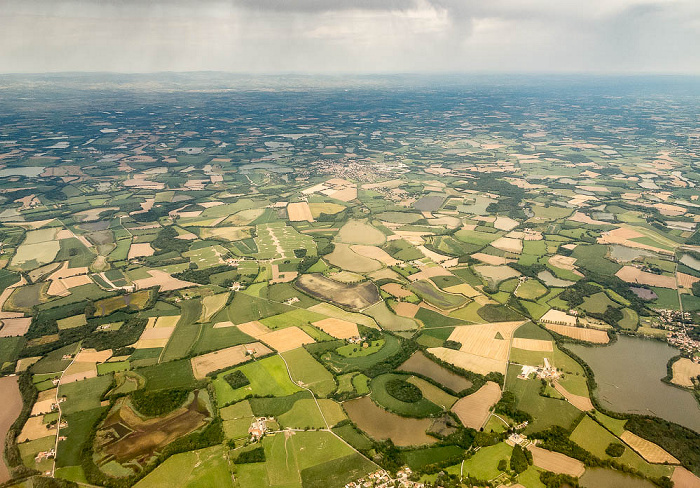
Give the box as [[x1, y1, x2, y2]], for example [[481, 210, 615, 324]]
[[569, 335, 700, 433]]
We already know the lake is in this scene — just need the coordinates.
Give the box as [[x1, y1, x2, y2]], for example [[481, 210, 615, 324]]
[[569, 335, 700, 433], [0, 376, 23, 483]]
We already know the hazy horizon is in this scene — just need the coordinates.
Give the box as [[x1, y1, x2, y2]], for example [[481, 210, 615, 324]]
[[2, 0, 699, 74]]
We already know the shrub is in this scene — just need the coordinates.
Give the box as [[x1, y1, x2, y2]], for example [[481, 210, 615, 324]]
[[236, 447, 265, 464], [224, 370, 250, 390], [605, 442, 625, 457], [130, 388, 190, 417], [385, 378, 423, 403]]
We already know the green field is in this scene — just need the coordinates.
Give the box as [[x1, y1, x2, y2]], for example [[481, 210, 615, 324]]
[[369, 373, 443, 417], [213, 355, 302, 406], [281, 347, 336, 397], [134, 446, 233, 488]]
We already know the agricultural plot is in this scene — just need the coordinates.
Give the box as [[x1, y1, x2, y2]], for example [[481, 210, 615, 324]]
[[191, 342, 272, 379], [296, 274, 380, 311], [255, 222, 316, 259], [343, 396, 437, 446], [451, 381, 501, 429], [213, 355, 302, 405], [398, 351, 472, 393], [281, 347, 336, 397]]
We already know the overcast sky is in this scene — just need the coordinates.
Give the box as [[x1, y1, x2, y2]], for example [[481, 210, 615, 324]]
[[1, 0, 699, 74]]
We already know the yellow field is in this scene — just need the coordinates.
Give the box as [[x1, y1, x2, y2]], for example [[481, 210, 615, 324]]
[[427, 347, 506, 375], [311, 318, 359, 339], [671, 358, 700, 388], [191, 342, 272, 379], [154, 315, 181, 328], [620, 431, 679, 464], [19, 416, 57, 443], [133, 270, 197, 291], [381, 283, 412, 298], [444, 283, 482, 298], [200, 226, 250, 241], [256, 326, 315, 352], [511, 338, 553, 352], [236, 320, 270, 338], [450, 381, 501, 429], [553, 382, 593, 411], [490, 237, 522, 254], [447, 321, 525, 361], [544, 324, 609, 344], [308, 202, 345, 219], [671, 467, 700, 488], [127, 242, 154, 260], [528, 445, 585, 477], [287, 202, 314, 222], [616, 266, 676, 289], [393, 302, 420, 318]]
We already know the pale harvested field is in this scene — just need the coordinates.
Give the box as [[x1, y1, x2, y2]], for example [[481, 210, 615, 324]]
[[678, 272, 700, 289], [154, 315, 180, 328], [444, 283, 481, 298], [549, 255, 582, 275], [381, 283, 412, 298], [491, 237, 523, 254], [671, 358, 700, 388], [337, 220, 386, 246], [235, 320, 270, 338], [308, 302, 379, 329], [128, 242, 154, 260], [450, 381, 501, 429], [287, 202, 314, 222], [528, 445, 585, 477], [326, 271, 363, 283], [270, 264, 298, 284], [447, 321, 525, 362], [0, 317, 31, 337], [49, 262, 88, 280], [621, 431, 679, 464], [133, 270, 197, 291], [361, 179, 403, 190], [553, 382, 593, 411], [328, 186, 357, 202], [326, 243, 382, 272], [544, 324, 609, 344], [31, 389, 57, 416], [16, 357, 40, 372], [191, 342, 272, 379], [393, 302, 420, 318], [417, 245, 452, 263], [19, 416, 56, 443], [494, 216, 519, 231], [671, 467, 700, 488], [62, 361, 97, 384], [598, 226, 675, 255], [512, 338, 553, 352], [135, 325, 175, 349], [201, 226, 249, 241], [471, 252, 509, 265], [257, 326, 314, 352], [369, 268, 404, 281], [60, 275, 93, 289], [569, 211, 608, 225], [213, 321, 235, 329], [311, 318, 359, 339], [473, 265, 520, 284], [75, 348, 112, 363], [200, 293, 228, 322], [616, 266, 677, 289], [351, 245, 400, 266], [427, 347, 507, 375]]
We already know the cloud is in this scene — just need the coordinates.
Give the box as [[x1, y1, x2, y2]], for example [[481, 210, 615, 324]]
[[0, 0, 697, 73]]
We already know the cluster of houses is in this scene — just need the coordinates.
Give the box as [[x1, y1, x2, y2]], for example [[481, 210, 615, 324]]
[[517, 358, 560, 381], [248, 417, 273, 442], [345, 467, 423, 488]]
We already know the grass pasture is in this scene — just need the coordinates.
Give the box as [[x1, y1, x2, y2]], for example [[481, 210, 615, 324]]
[[281, 347, 336, 397], [213, 355, 302, 406]]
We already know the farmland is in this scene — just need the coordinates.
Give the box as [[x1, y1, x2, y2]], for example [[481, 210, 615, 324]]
[[1, 76, 700, 488]]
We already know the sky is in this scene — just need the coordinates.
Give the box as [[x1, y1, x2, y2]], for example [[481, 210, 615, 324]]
[[1, 0, 699, 74]]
